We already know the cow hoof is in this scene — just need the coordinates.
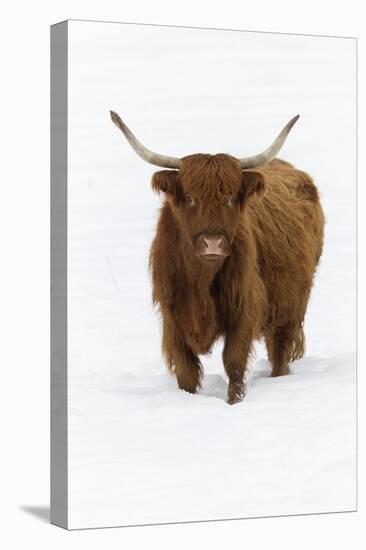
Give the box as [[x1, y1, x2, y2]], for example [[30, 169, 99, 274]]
[[227, 383, 245, 405], [271, 366, 290, 377], [227, 395, 243, 405], [178, 382, 199, 395]]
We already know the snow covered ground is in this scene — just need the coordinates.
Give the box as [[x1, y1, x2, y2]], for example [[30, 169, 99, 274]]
[[66, 21, 356, 529]]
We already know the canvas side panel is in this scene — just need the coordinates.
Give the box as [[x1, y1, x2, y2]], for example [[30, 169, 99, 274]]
[[50, 20, 68, 529]]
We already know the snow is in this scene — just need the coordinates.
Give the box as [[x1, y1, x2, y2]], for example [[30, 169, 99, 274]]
[[66, 21, 356, 529], [67, 354, 355, 528]]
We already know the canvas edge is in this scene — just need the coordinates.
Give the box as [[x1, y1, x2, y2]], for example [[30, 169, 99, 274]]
[[48, 18, 358, 531], [50, 20, 68, 530]]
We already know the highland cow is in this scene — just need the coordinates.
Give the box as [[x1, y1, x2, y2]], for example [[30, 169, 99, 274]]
[[111, 111, 324, 404]]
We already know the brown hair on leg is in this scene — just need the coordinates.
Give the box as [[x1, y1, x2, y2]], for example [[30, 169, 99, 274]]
[[223, 327, 253, 405], [162, 319, 202, 393], [265, 322, 305, 377]]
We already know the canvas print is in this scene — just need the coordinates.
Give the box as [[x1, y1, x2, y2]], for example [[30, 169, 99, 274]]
[[51, 20, 357, 530]]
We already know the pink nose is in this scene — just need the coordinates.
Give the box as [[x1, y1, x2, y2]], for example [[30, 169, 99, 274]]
[[203, 237, 223, 254]]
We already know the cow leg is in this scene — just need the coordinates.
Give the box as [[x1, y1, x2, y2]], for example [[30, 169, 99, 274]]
[[173, 344, 203, 394], [162, 321, 202, 394], [265, 323, 305, 377], [223, 330, 252, 405]]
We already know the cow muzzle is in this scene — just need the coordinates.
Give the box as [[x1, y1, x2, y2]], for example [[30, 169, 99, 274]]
[[195, 233, 230, 262]]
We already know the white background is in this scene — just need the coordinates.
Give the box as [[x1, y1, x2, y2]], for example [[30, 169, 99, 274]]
[[0, 0, 364, 549]]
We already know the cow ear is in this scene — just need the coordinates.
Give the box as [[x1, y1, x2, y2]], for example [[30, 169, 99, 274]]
[[240, 170, 266, 205], [151, 170, 183, 205]]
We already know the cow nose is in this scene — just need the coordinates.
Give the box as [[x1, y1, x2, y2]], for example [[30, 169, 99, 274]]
[[204, 237, 223, 249], [202, 236, 225, 255], [196, 233, 229, 260]]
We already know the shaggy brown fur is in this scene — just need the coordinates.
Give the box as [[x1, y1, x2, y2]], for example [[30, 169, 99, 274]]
[[149, 155, 324, 404]]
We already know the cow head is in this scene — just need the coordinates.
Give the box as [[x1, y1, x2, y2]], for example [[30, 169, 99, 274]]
[[110, 111, 299, 263], [151, 154, 266, 262]]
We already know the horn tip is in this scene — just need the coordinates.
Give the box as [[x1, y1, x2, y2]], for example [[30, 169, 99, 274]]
[[287, 114, 300, 130], [110, 110, 120, 126]]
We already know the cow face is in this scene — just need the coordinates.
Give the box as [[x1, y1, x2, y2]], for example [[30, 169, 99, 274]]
[[152, 154, 266, 263]]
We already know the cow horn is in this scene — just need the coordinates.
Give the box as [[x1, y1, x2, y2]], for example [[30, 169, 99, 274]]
[[110, 111, 182, 169], [239, 115, 300, 169]]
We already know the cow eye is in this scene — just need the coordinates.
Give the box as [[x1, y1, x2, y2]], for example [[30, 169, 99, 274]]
[[228, 195, 237, 206], [185, 193, 194, 205]]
